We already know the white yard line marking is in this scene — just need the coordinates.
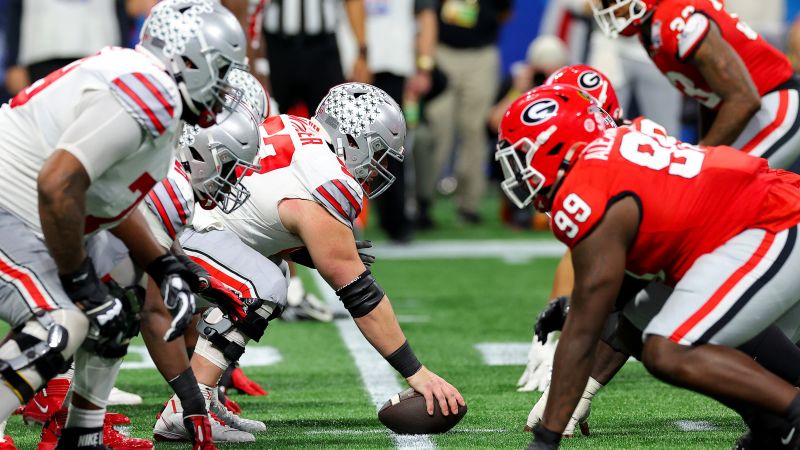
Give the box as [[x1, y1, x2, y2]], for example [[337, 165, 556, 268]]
[[311, 271, 436, 450], [474, 343, 531, 366], [372, 240, 565, 260], [674, 420, 718, 432], [121, 345, 281, 370]]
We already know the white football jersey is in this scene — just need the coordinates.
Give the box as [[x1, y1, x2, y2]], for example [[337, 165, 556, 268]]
[[0, 46, 182, 236], [192, 114, 364, 257], [141, 161, 196, 249]]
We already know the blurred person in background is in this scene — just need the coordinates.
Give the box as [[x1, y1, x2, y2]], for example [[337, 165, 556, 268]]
[[488, 35, 568, 231], [361, 0, 438, 243], [788, 13, 800, 71], [262, 0, 372, 116], [539, 0, 592, 64], [3, 0, 134, 96], [421, 0, 511, 226], [725, 0, 786, 47]]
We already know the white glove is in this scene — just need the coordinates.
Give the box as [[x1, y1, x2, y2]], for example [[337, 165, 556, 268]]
[[517, 332, 557, 392], [525, 377, 602, 437]]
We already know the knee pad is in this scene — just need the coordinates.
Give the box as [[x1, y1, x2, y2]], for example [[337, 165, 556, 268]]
[[71, 347, 122, 408], [0, 309, 87, 403], [195, 300, 283, 369]]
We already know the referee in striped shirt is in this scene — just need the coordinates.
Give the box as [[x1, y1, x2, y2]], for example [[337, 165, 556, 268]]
[[263, 0, 371, 114]]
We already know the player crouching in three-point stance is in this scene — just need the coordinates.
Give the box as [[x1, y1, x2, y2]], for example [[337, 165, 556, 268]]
[[154, 83, 465, 439], [0, 1, 248, 449], [497, 85, 800, 450]]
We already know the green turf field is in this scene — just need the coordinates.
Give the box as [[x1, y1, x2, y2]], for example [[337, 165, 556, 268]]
[[3, 251, 745, 449]]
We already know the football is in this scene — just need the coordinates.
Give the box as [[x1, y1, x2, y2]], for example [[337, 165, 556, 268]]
[[378, 388, 467, 434]]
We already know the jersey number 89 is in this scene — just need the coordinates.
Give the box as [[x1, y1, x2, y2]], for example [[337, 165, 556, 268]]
[[554, 193, 592, 239]]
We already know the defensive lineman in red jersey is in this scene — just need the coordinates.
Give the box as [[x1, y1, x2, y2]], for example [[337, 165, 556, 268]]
[[497, 85, 800, 450], [591, 0, 800, 170]]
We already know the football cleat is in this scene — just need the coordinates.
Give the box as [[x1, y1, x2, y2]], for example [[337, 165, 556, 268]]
[[282, 292, 334, 322], [107, 388, 143, 406], [22, 377, 70, 425], [0, 436, 18, 450], [210, 390, 266, 433], [38, 409, 153, 450], [230, 367, 267, 396], [153, 403, 254, 443]]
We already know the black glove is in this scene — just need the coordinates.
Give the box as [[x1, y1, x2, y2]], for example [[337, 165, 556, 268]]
[[60, 257, 127, 343], [534, 296, 570, 344], [526, 424, 561, 450], [176, 254, 209, 292], [355, 240, 375, 268], [146, 254, 196, 342]]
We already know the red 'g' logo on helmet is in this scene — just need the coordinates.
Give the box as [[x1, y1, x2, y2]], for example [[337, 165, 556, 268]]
[[521, 99, 558, 125]]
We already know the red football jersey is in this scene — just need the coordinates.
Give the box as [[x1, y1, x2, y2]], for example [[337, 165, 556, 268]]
[[551, 127, 800, 285], [640, 0, 793, 109]]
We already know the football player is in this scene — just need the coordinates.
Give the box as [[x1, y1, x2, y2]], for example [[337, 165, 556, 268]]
[[0, 1, 248, 449], [498, 85, 800, 450], [590, 0, 800, 170], [153, 82, 466, 440]]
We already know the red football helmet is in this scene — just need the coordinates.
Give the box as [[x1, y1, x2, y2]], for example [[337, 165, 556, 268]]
[[546, 64, 623, 122], [590, 0, 657, 37], [496, 85, 616, 212]]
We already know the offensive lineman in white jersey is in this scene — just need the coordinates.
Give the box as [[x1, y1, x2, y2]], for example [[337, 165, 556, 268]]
[[0, 1, 248, 449], [153, 83, 465, 440]]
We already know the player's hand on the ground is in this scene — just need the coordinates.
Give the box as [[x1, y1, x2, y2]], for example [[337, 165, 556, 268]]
[[355, 240, 376, 267], [525, 379, 598, 437], [60, 257, 127, 341], [517, 333, 556, 392], [183, 414, 217, 450], [177, 254, 210, 292], [406, 366, 465, 416], [535, 296, 569, 343], [146, 254, 197, 342]]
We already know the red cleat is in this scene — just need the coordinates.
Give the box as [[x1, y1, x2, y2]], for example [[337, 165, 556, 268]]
[[37, 408, 153, 450], [105, 412, 131, 426], [0, 436, 18, 450], [22, 378, 70, 425], [230, 367, 267, 396], [220, 393, 241, 414]]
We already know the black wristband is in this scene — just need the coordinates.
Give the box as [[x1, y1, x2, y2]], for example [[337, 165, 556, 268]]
[[58, 257, 102, 302], [146, 254, 183, 286], [386, 340, 422, 378], [533, 424, 562, 446]]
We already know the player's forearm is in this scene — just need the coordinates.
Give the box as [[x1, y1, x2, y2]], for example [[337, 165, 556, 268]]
[[38, 167, 89, 274], [699, 100, 759, 147], [542, 318, 597, 433], [345, 0, 368, 48], [353, 297, 408, 356], [549, 250, 574, 299], [416, 9, 437, 63], [110, 208, 168, 268]]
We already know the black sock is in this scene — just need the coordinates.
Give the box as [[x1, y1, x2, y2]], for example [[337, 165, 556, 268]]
[[738, 325, 800, 386], [169, 368, 207, 417], [56, 426, 103, 449]]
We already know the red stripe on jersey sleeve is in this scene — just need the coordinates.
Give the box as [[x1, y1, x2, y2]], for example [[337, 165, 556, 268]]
[[132, 73, 175, 117], [316, 186, 349, 222], [148, 191, 177, 239], [332, 179, 361, 216], [112, 78, 165, 134], [162, 180, 188, 225]]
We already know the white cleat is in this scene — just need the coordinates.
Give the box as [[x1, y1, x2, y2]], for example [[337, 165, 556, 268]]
[[107, 387, 143, 406], [210, 393, 267, 433], [154, 403, 255, 443]]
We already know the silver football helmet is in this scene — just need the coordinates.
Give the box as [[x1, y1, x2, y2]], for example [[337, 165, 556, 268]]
[[180, 102, 261, 213], [314, 83, 406, 199], [228, 68, 269, 122], [139, 0, 247, 127]]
